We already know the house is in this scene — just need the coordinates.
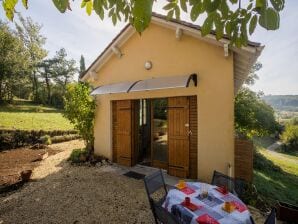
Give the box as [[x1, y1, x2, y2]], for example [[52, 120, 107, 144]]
[[81, 13, 263, 181]]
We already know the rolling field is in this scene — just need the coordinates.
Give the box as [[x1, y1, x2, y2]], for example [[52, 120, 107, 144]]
[[0, 100, 73, 130]]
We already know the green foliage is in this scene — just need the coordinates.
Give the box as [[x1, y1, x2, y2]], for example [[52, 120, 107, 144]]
[[79, 55, 86, 78], [0, 129, 77, 150], [51, 134, 80, 143], [281, 124, 298, 151], [235, 88, 279, 138], [69, 148, 87, 163], [0, 20, 30, 102], [63, 82, 95, 153], [38, 48, 78, 107], [15, 15, 48, 103], [39, 134, 52, 145], [1, 0, 285, 47]]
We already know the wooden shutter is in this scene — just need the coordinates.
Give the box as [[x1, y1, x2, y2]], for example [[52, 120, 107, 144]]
[[189, 96, 198, 179], [168, 97, 190, 178], [114, 100, 134, 166]]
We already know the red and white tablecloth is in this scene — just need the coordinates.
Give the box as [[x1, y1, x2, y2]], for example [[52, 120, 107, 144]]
[[162, 182, 252, 224]]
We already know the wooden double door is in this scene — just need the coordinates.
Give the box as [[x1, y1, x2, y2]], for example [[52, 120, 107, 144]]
[[112, 96, 197, 178]]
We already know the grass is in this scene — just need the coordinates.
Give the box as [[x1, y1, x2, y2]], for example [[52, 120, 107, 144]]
[[254, 146, 298, 205], [0, 100, 74, 130]]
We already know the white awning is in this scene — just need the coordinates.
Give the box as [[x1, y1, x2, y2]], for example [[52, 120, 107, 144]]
[[90, 81, 138, 96], [91, 74, 197, 96], [129, 74, 197, 92]]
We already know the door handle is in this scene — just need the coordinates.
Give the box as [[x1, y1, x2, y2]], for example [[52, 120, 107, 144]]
[[188, 130, 192, 136]]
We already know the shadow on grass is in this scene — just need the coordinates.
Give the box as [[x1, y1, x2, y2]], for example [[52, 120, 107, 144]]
[[253, 150, 298, 206]]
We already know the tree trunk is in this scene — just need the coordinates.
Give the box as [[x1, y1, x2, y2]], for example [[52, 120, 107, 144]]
[[0, 78, 2, 102], [32, 72, 39, 102], [45, 73, 51, 104]]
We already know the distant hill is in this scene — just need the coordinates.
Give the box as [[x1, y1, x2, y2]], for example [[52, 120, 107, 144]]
[[263, 95, 298, 112]]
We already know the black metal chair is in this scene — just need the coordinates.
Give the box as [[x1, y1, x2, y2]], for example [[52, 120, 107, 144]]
[[264, 208, 276, 224], [144, 170, 177, 224], [234, 178, 248, 199], [211, 170, 236, 194], [150, 198, 181, 224]]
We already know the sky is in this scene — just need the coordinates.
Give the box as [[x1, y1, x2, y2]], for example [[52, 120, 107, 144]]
[[0, 0, 297, 95]]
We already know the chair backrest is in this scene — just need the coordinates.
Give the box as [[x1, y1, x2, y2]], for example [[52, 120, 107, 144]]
[[151, 199, 180, 224], [234, 178, 247, 198], [211, 170, 235, 193], [144, 169, 167, 197], [264, 208, 276, 224]]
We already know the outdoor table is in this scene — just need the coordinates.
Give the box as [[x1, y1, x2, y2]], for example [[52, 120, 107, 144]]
[[162, 182, 252, 224]]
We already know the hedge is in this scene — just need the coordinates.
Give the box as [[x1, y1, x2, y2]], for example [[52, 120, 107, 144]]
[[0, 129, 79, 151]]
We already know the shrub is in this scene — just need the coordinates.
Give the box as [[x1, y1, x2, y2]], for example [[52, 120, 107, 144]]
[[51, 134, 81, 143], [281, 124, 298, 151], [69, 148, 87, 163], [0, 129, 79, 151], [39, 135, 52, 145]]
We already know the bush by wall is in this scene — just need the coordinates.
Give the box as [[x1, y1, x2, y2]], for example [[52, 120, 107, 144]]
[[0, 129, 79, 151]]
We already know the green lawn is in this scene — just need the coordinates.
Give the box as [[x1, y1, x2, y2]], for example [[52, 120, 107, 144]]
[[0, 100, 74, 130], [254, 147, 298, 205]]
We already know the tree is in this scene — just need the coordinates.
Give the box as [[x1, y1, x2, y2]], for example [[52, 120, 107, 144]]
[[64, 82, 96, 156], [244, 62, 262, 86], [52, 48, 78, 92], [235, 88, 279, 138], [0, 21, 29, 102], [2, 0, 285, 47], [15, 15, 47, 102], [38, 58, 57, 104], [79, 55, 86, 78]]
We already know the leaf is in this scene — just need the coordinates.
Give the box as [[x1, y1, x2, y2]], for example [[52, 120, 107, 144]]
[[240, 20, 248, 46], [108, 8, 114, 17], [166, 10, 174, 20], [175, 6, 181, 19], [259, 7, 280, 30], [270, 0, 284, 11], [81, 0, 87, 8], [214, 13, 224, 40], [112, 14, 117, 25], [247, 2, 253, 10], [201, 13, 214, 36], [132, 0, 153, 33], [229, 0, 238, 4], [86, 0, 93, 15], [190, 1, 203, 21], [249, 15, 258, 35], [52, 0, 69, 13], [93, 0, 104, 19], [163, 2, 176, 10], [225, 21, 232, 36], [219, 0, 229, 19], [2, 0, 18, 20], [180, 0, 187, 12], [22, 0, 28, 9], [204, 0, 221, 13]]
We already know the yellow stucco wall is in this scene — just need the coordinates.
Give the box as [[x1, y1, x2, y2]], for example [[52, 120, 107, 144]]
[[91, 23, 234, 182]]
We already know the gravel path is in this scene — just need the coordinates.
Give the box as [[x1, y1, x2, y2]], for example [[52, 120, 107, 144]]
[[0, 140, 153, 224]]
